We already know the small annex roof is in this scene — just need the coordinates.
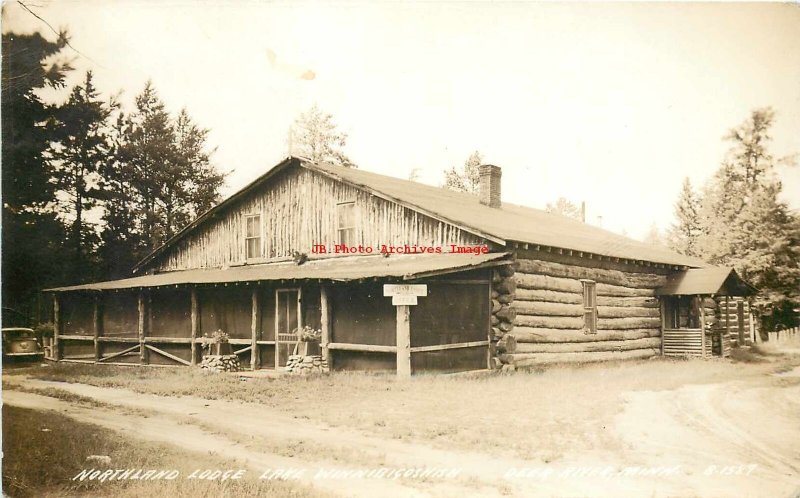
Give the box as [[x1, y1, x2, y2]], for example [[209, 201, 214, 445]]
[[47, 252, 509, 292], [135, 156, 707, 272], [655, 267, 757, 297]]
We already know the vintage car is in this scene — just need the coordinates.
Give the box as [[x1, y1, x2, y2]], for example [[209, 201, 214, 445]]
[[2, 327, 44, 359]]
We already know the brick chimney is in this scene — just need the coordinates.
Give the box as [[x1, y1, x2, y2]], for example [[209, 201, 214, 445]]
[[478, 164, 502, 208]]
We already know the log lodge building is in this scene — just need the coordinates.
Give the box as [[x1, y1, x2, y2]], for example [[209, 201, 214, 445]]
[[47, 156, 758, 374]]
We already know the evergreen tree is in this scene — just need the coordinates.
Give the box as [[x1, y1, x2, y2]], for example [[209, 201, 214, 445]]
[[50, 71, 115, 281], [692, 108, 800, 325], [291, 104, 356, 167], [103, 82, 227, 273], [173, 109, 225, 221], [99, 113, 144, 278], [443, 151, 482, 194], [667, 178, 702, 257], [1, 31, 72, 313]]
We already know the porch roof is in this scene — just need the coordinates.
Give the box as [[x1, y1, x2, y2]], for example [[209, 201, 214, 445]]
[[46, 252, 510, 292], [655, 267, 757, 297]]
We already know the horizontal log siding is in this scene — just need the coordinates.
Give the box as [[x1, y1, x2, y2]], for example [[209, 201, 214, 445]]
[[506, 257, 667, 365], [717, 297, 755, 346], [152, 168, 484, 271]]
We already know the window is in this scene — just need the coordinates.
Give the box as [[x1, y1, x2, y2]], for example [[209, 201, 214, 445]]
[[245, 214, 261, 260], [581, 280, 597, 333], [336, 202, 356, 246]]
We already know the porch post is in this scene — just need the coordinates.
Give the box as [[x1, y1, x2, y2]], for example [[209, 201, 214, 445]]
[[699, 296, 706, 358], [737, 301, 746, 346], [320, 284, 330, 365], [93, 293, 102, 362], [251, 287, 260, 371], [190, 288, 198, 366], [138, 289, 148, 364], [52, 294, 61, 361], [396, 305, 411, 378], [725, 296, 731, 346], [659, 298, 666, 356]]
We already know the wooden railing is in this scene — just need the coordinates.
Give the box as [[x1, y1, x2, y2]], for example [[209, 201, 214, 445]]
[[662, 328, 703, 357], [54, 334, 279, 366]]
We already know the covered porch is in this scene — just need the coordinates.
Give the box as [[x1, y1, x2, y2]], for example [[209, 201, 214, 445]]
[[656, 267, 757, 357], [45, 252, 509, 376]]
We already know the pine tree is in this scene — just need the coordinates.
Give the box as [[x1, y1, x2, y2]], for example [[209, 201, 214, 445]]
[[291, 104, 356, 167], [667, 178, 702, 256], [443, 151, 482, 194], [50, 71, 115, 281], [102, 82, 227, 273], [1, 31, 72, 313], [694, 108, 800, 324]]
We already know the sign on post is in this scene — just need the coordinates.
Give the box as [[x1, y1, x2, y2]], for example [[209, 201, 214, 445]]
[[392, 295, 418, 306], [383, 284, 427, 299], [384, 284, 427, 379]]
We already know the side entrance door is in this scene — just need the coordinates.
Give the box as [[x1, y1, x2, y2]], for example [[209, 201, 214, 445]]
[[275, 288, 301, 368]]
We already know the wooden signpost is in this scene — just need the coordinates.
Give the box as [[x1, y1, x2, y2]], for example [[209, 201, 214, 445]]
[[384, 284, 427, 378]]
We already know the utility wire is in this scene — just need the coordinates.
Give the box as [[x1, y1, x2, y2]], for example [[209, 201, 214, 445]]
[[15, 0, 104, 68]]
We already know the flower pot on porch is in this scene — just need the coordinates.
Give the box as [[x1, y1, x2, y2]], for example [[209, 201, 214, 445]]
[[213, 342, 232, 356]]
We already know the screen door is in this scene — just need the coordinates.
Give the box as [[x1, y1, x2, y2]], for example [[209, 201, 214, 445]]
[[275, 288, 301, 368]]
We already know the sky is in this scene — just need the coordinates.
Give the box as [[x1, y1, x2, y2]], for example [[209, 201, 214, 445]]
[[3, 0, 799, 240]]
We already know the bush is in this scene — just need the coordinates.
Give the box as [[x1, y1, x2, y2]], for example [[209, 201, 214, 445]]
[[34, 322, 54, 338]]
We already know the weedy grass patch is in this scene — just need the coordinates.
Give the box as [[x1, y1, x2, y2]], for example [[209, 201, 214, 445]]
[[1, 405, 330, 498]]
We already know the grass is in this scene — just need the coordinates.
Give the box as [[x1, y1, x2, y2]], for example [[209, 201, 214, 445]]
[[10, 347, 800, 463], [1, 405, 332, 498]]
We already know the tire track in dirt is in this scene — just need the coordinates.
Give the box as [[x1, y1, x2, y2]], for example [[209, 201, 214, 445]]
[[615, 380, 800, 497]]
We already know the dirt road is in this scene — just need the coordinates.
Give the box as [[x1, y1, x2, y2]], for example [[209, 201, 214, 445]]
[[4, 364, 799, 498]]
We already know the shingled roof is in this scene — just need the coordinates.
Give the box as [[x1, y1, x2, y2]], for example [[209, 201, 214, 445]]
[[136, 156, 706, 271]]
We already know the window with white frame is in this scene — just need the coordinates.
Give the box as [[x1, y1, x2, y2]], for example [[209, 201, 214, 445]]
[[245, 214, 261, 260], [336, 201, 356, 246], [581, 279, 597, 333]]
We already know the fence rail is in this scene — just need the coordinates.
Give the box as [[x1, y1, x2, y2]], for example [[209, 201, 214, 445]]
[[768, 326, 799, 344]]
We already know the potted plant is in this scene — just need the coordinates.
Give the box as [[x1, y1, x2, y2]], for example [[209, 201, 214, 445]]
[[200, 329, 232, 356], [299, 325, 322, 343], [291, 325, 321, 356], [34, 322, 55, 359]]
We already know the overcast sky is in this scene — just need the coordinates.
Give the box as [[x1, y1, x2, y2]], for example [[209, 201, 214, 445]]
[[3, 1, 799, 240]]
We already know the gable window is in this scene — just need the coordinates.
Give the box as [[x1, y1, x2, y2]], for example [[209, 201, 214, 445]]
[[245, 214, 261, 260], [581, 280, 597, 333], [336, 201, 356, 246]]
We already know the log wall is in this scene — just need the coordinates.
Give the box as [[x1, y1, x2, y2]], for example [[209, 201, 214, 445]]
[[500, 254, 668, 367], [149, 167, 485, 272], [717, 297, 756, 346]]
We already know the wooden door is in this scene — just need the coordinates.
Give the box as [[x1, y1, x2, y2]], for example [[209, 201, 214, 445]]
[[275, 288, 301, 368]]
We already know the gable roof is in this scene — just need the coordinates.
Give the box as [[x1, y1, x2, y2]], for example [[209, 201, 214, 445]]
[[655, 267, 757, 296], [136, 156, 706, 272]]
